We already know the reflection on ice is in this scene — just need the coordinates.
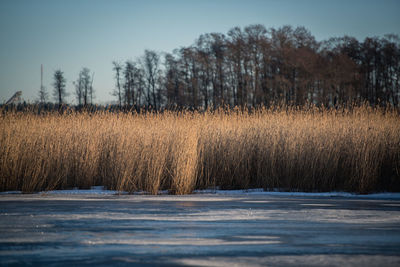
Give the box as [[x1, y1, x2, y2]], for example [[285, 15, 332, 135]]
[[173, 255, 400, 267], [83, 236, 281, 246], [46, 207, 400, 224]]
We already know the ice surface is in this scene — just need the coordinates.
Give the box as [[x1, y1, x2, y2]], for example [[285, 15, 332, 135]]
[[1, 190, 400, 266]]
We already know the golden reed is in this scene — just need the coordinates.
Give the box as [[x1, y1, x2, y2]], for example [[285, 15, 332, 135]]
[[1, 105, 399, 194]]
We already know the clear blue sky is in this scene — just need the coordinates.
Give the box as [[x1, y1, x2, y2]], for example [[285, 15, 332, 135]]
[[0, 0, 399, 104]]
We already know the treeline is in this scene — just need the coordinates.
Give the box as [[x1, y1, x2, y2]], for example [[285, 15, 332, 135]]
[[31, 24, 400, 110], [112, 24, 400, 109]]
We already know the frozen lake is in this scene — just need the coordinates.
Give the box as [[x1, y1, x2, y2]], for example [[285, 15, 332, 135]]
[[1, 192, 400, 266]]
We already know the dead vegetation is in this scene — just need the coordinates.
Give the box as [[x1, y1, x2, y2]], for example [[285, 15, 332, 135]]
[[0, 105, 399, 194]]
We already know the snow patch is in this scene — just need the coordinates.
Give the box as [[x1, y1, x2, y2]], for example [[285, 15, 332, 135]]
[[1, 187, 400, 199], [195, 189, 400, 199]]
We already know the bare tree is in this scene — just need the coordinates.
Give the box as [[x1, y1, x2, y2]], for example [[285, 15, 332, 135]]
[[112, 61, 122, 108], [165, 53, 185, 107], [53, 69, 67, 106], [133, 64, 146, 107], [73, 72, 83, 106], [123, 61, 135, 107], [143, 50, 161, 109], [79, 67, 92, 106]]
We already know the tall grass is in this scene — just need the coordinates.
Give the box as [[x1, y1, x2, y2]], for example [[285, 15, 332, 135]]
[[0, 106, 399, 194]]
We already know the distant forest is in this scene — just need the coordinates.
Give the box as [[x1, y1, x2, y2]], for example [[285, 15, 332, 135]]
[[38, 24, 400, 109]]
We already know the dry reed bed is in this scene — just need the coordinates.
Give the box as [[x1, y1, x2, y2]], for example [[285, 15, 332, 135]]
[[0, 107, 399, 194]]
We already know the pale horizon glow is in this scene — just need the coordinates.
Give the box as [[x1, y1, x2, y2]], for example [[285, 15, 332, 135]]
[[0, 0, 399, 104]]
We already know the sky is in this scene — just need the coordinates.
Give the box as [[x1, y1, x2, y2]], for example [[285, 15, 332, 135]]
[[0, 0, 399, 104]]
